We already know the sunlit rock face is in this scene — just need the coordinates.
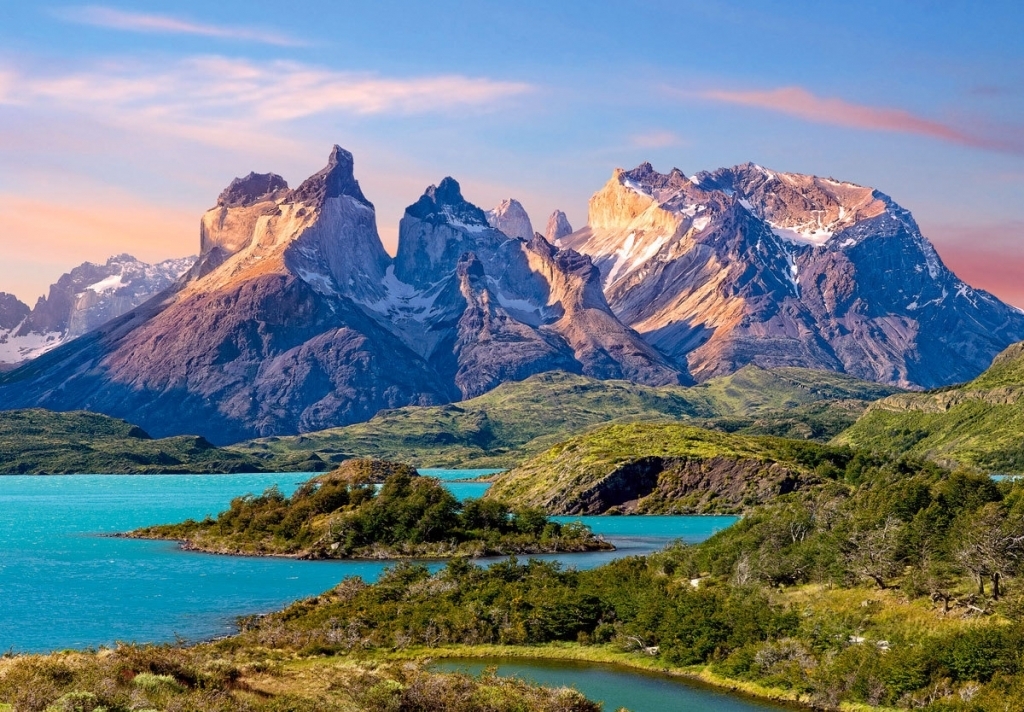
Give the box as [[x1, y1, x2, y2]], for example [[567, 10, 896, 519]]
[[386, 177, 684, 397], [486, 198, 534, 240], [564, 162, 1024, 388], [546, 210, 573, 242]]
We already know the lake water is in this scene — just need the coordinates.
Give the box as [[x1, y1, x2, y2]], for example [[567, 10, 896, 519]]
[[434, 659, 787, 712], [0, 473, 737, 654]]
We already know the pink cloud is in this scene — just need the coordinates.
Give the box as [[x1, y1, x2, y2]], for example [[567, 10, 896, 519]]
[[695, 85, 1021, 154], [926, 221, 1024, 308], [629, 130, 685, 149], [56, 6, 306, 47]]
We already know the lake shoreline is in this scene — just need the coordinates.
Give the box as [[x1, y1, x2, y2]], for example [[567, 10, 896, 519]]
[[115, 531, 616, 560], [373, 643, 815, 711]]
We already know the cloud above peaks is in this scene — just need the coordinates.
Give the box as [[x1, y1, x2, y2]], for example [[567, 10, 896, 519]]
[[693, 85, 1023, 155], [56, 5, 307, 47], [629, 130, 685, 149], [0, 57, 533, 150]]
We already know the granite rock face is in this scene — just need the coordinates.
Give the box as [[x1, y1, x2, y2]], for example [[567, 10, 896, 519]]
[[378, 178, 684, 397], [486, 198, 535, 240], [545, 210, 573, 242], [563, 162, 1024, 388]]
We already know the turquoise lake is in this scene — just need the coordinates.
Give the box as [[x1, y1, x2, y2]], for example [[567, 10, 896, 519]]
[[0, 473, 738, 654]]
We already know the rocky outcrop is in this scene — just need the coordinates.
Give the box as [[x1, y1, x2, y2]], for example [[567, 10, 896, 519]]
[[545, 210, 573, 242], [564, 162, 1024, 388], [0, 293, 29, 330], [486, 198, 534, 240], [545, 455, 813, 515]]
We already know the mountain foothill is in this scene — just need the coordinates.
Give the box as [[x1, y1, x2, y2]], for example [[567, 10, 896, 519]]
[[1, 145, 1022, 445]]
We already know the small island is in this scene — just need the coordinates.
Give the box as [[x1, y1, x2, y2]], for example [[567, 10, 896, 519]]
[[127, 459, 613, 559]]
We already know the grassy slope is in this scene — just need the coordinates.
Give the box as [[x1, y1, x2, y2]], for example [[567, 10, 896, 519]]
[[485, 421, 845, 513], [232, 367, 897, 469], [836, 341, 1024, 473], [0, 409, 274, 474]]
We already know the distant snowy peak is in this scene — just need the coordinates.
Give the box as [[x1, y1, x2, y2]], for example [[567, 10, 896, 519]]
[[0, 253, 196, 366], [546, 210, 573, 242], [486, 198, 534, 240]]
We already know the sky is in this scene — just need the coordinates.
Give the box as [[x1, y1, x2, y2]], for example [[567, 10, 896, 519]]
[[1, 1, 1023, 306]]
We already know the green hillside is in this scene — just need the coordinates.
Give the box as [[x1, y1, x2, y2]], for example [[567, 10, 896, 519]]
[[836, 341, 1024, 473], [0, 409, 275, 474], [233, 367, 897, 469], [485, 421, 854, 514]]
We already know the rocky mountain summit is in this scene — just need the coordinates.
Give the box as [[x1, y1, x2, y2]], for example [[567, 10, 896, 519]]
[[0, 254, 194, 368], [545, 210, 574, 242], [486, 198, 534, 240], [562, 162, 1024, 388]]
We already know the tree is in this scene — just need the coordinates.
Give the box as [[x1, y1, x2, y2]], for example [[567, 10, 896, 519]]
[[844, 516, 904, 589], [953, 503, 1024, 599]]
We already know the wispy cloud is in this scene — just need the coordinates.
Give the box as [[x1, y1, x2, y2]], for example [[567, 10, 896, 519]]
[[629, 130, 685, 149], [690, 85, 1023, 154], [55, 5, 306, 47], [0, 57, 533, 150]]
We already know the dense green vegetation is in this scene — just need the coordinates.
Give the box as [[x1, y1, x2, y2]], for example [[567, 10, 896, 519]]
[[0, 409, 275, 474], [130, 459, 610, 559], [218, 455, 1024, 710], [838, 341, 1024, 473], [232, 367, 897, 469], [486, 421, 853, 514]]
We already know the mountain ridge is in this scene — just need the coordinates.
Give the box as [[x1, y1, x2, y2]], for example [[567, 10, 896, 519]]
[[563, 161, 1024, 388], [1, 146, 1021, 442]]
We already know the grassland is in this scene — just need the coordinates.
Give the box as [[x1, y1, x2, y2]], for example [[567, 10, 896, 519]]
[[0, 409, 275, 474], [232, 367, 897, 470], [837, 341, 1024, 473]]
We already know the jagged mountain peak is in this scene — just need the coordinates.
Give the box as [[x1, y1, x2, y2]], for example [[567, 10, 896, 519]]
[[546, 210, 573, 242], [564, 160, 1024, 388], [406, 177, 489, 228], [620, 162, 689, 196], [486, 198, 534, 240], [291, 145, 370, 207], [0, 292, 30, 331], [217, 172, 289, 208]]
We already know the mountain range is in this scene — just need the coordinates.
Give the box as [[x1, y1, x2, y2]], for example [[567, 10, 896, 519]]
[[564, 162, 1024, 387], [1, 145, 1021, 443], [0, 254, 194, 369]]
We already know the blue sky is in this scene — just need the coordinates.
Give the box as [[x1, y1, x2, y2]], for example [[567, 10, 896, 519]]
[[1, 1, 1023, 304]]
